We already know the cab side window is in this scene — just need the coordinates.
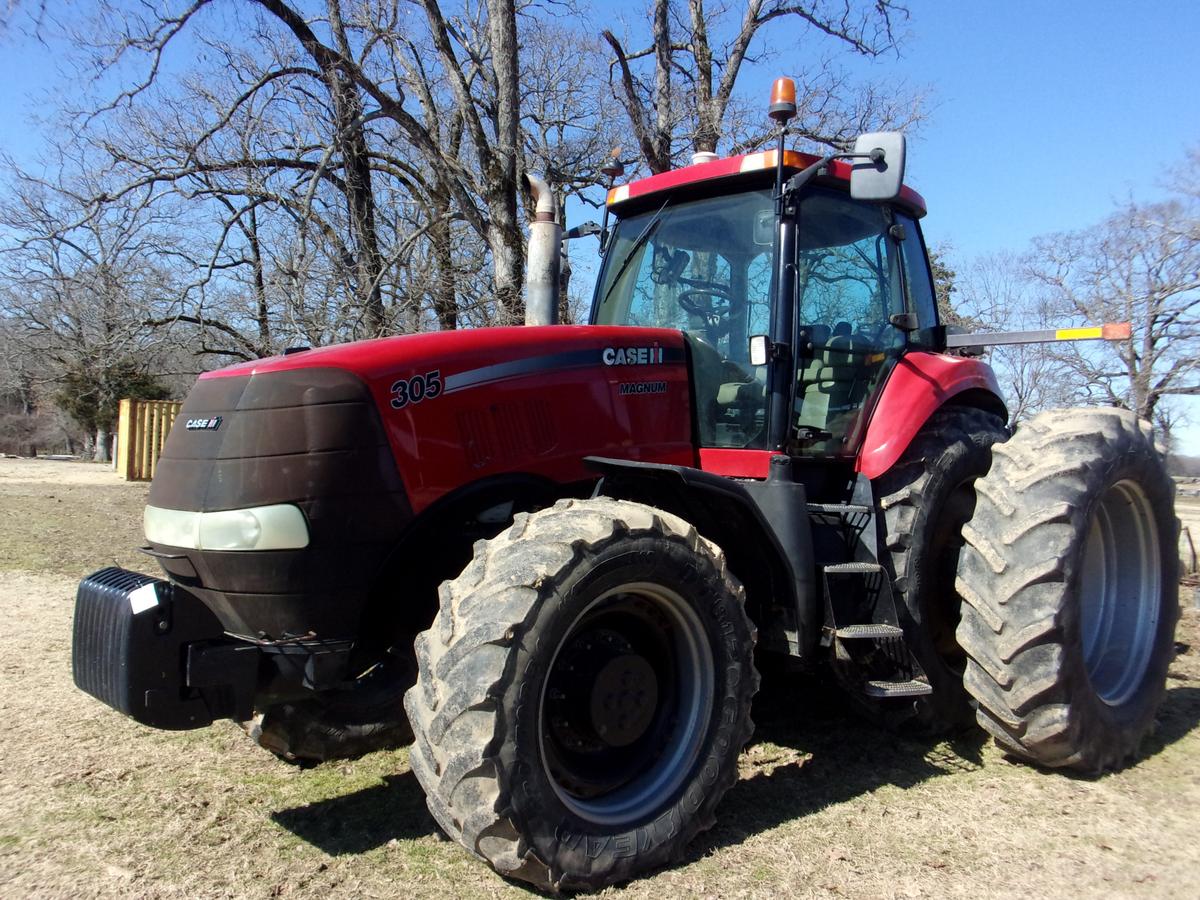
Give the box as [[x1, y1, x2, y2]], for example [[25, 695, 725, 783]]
[[895, 213, 939, 344]]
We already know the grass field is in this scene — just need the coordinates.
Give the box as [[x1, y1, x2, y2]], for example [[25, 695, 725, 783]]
[[1, 458, 1198, 898]]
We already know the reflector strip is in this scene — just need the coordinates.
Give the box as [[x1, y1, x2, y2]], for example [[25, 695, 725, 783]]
[[945, 322, 1133, 349], [739, 151, 772, 172], [606, 185, 630, 206], [1101, 322, 1133, 340]]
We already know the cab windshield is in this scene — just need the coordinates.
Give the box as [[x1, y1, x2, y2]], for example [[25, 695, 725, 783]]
[[592, 185, 908, 455], [593, 189, 775, 449]]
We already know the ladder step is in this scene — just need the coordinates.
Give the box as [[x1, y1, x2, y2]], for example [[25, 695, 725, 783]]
[[807, 502, 871, 516], [836, 624, 904, 640], [823, 562, 883, 575], [864, 679, 933, 698]]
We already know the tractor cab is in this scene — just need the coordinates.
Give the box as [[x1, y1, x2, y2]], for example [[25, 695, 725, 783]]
[[592, 144, 935, 460]]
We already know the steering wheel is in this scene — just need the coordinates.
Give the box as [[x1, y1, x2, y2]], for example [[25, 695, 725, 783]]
[[678, 283, 733, 339]]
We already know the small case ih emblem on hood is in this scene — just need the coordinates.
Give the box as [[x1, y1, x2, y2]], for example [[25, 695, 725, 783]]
[[185, 416, 223, 431]]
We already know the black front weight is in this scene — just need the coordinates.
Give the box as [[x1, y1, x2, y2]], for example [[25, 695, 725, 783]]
[[72, 567, 254, 729]]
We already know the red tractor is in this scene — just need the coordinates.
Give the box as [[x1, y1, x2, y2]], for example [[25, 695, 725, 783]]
[[73, 80, 1178, 891]]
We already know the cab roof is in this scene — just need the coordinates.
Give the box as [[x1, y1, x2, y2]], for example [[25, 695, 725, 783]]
[[607, 149, 927, 218]]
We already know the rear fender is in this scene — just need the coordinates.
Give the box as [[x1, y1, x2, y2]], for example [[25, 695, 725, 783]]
[[857, 352, 1007, 479], [586, 456, 820, 661]]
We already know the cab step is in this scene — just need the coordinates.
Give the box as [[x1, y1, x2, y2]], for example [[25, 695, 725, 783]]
[[835, 624, 904, 640], [823, 562, 883, 575], [807, 502, 871, 516], [863, 679, 933, 698]]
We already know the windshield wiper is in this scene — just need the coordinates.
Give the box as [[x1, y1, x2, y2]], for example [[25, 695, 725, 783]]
[[599, 199, 670, 308]]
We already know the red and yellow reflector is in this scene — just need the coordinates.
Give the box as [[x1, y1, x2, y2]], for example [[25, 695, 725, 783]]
[[1055, 323, 1132, 341], [944, 322, 1134, 350], [1101, 322, 1132, 340]]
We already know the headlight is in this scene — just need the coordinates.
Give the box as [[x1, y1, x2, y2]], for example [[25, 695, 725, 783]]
[[144, 504, 309, 551]]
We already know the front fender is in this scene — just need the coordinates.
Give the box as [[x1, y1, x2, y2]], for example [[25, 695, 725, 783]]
[[857, 352, 1007, 479], [585, 456, 819, 661]]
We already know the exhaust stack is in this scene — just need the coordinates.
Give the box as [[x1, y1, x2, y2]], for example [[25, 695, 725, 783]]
[[525, 173, 561, 326]]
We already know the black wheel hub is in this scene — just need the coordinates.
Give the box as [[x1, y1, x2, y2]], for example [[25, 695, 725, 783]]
[[546, 627, 660, 752], [542, 599, 688, 802], [590, 653, 658, 747]]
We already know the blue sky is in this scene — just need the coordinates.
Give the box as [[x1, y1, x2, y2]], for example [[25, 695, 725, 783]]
[[868, 1, 1200, 452], [2, 1, 1197, 449]]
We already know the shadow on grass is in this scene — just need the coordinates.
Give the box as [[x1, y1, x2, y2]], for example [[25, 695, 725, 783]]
[[268, 678, 1200, 862], [1145, 683, 1200, 756], [688, 671, 988, 859], [271, 770, 437, 854]]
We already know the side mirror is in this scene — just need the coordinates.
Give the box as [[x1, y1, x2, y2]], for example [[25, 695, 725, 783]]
[[849, 132, 906, 201], [753, 209, 774, 246], [749, 335, 770, 366]]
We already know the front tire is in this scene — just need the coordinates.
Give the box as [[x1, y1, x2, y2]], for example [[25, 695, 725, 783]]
[[246, 652, 416, 763], [956, 408, 1179, 772], [404, 498, 758, 891]]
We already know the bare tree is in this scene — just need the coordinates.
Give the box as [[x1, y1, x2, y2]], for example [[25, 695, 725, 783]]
[[950, 252, 1077, 429], [54, 0, 603, 326], [600, 0, 923, 173], [0, 163, 181, 459], [1028, 193, 1200, 428]]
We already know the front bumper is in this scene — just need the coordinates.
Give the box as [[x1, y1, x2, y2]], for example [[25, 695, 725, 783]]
[[72, 567, 353, 730]]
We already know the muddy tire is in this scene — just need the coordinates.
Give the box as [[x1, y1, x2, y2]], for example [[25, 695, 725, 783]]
[[247, 654, 416, 763], [873, 405, 1009, 730], [404, 498, 758, 891], [956, 408, 1179, 772]]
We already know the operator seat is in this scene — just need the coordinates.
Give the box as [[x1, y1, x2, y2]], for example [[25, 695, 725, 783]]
[[796, 321, 870, 450]]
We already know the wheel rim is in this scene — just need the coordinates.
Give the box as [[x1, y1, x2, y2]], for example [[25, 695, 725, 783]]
[[1078, 479, 1162, 706], [539, 582, 715, 826]]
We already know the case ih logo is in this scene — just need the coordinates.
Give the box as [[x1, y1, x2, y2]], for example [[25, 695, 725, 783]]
[[602, 346, 664, 366], [185, 416, 223, 431]]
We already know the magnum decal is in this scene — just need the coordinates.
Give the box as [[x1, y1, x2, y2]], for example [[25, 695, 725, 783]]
[[618, 381, 668, 396]]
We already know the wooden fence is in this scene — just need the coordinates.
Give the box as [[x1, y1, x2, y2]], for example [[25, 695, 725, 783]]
[[115, 398, 183, 482]]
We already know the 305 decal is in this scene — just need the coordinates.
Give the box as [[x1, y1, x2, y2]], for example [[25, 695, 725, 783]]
[[391, 370, 443, 409]]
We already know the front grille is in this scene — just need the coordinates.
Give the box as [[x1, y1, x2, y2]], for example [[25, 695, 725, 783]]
[[144, 367, 413, 639]]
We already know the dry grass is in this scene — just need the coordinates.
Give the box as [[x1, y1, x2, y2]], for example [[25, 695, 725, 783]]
[[1, 458, 1198, 899]]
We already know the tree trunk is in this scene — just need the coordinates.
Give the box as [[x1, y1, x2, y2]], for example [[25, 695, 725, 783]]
[[247, 206, 272, 352], [487, 190, 524, 323], [94, 428, 111, 463], [326, 0, 386, 337], [430, 195, 457, 330], [333, 86, 386, 336], [485, 0, 524, 323]]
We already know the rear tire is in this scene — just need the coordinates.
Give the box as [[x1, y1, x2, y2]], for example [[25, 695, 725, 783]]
[[404, 498, 758, 891], [873, 405, 1009, 730], [956, 408, 1179, 772]]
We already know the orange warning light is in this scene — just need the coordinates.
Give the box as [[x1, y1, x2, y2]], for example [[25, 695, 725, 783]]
[[768, 77, 797, 122]]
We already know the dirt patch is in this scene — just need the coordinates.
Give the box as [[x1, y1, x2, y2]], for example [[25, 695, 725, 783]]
[[1, 464, 1198, 898], [0, 459, 153, 578], [0, 458, 134, 487]]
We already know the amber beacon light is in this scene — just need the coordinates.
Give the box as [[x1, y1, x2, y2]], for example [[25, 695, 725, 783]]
[[768, 77, 797, 123]]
